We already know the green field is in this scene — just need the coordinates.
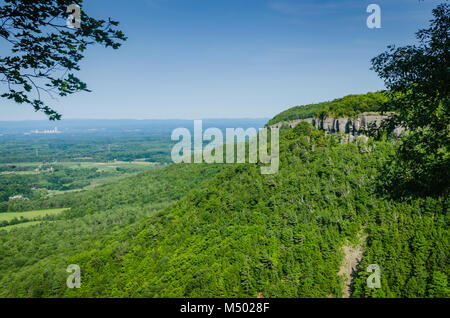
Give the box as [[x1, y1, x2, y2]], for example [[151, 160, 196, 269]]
[[1, 221, 48, 232], [0, 208, 67, 222], [1, 160, 160, 171], [0, 161, 162, 204]]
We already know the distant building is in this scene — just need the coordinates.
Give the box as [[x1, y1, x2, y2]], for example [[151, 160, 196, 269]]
[[8, 195, 29, 201], [25, 127, 61, 135]]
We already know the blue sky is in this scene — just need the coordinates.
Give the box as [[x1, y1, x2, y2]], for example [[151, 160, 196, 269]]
[[0, 0, 442, 120]]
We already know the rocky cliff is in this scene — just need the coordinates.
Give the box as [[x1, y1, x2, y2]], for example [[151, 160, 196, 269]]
[[269, 113, 403, 142]]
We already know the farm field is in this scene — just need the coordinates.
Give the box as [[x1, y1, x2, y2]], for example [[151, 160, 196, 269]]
[[1, 220, 51, 232], [0, 208, 67, 223], [0, 160, 163, 204]]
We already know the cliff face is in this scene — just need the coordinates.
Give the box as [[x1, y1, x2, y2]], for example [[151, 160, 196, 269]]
[[269, 113, 403, 142]]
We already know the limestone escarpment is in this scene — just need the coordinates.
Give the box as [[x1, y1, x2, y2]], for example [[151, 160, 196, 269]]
[[269, 113, 403, 142]]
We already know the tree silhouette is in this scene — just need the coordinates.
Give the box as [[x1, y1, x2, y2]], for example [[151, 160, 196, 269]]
[[0, 0, 126, 120], [372, 2, 449, 196]]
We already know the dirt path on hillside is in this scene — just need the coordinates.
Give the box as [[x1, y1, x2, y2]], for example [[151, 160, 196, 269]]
[[338, 231, 367, 298]]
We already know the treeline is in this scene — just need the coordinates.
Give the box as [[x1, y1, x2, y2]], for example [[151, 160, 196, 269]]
[[0, 164, 150, 205], [0, 213, 60, 228], [0, 135, 174, 164], [267, 91, 389, 126]]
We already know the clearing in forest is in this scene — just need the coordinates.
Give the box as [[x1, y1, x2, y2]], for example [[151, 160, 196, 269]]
[[338, 231, 367, 298]]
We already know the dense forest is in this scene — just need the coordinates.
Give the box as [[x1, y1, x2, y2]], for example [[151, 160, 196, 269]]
[[0, 163, 225, 296], [0, 122, 447, 297]]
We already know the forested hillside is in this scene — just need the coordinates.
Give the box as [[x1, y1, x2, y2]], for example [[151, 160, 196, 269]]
[[1, 122, 447, 297], [267, 91, 389, 126], [0, 163, 224, 297]]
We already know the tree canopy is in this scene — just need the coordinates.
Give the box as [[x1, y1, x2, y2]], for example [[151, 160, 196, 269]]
[[0, 0, 126, 120], [371, 2, 449, 196]]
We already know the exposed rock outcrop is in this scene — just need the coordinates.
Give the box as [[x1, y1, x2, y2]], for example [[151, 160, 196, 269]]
[[269, 113, 403, 142]]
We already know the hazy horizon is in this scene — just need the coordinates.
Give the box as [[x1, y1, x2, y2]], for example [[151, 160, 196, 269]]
[[0, 117, 270, 122], [0, 118, 270, 136]]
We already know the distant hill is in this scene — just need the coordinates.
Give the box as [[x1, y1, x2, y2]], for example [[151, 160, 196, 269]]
[[267, 91, 389, 126]]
